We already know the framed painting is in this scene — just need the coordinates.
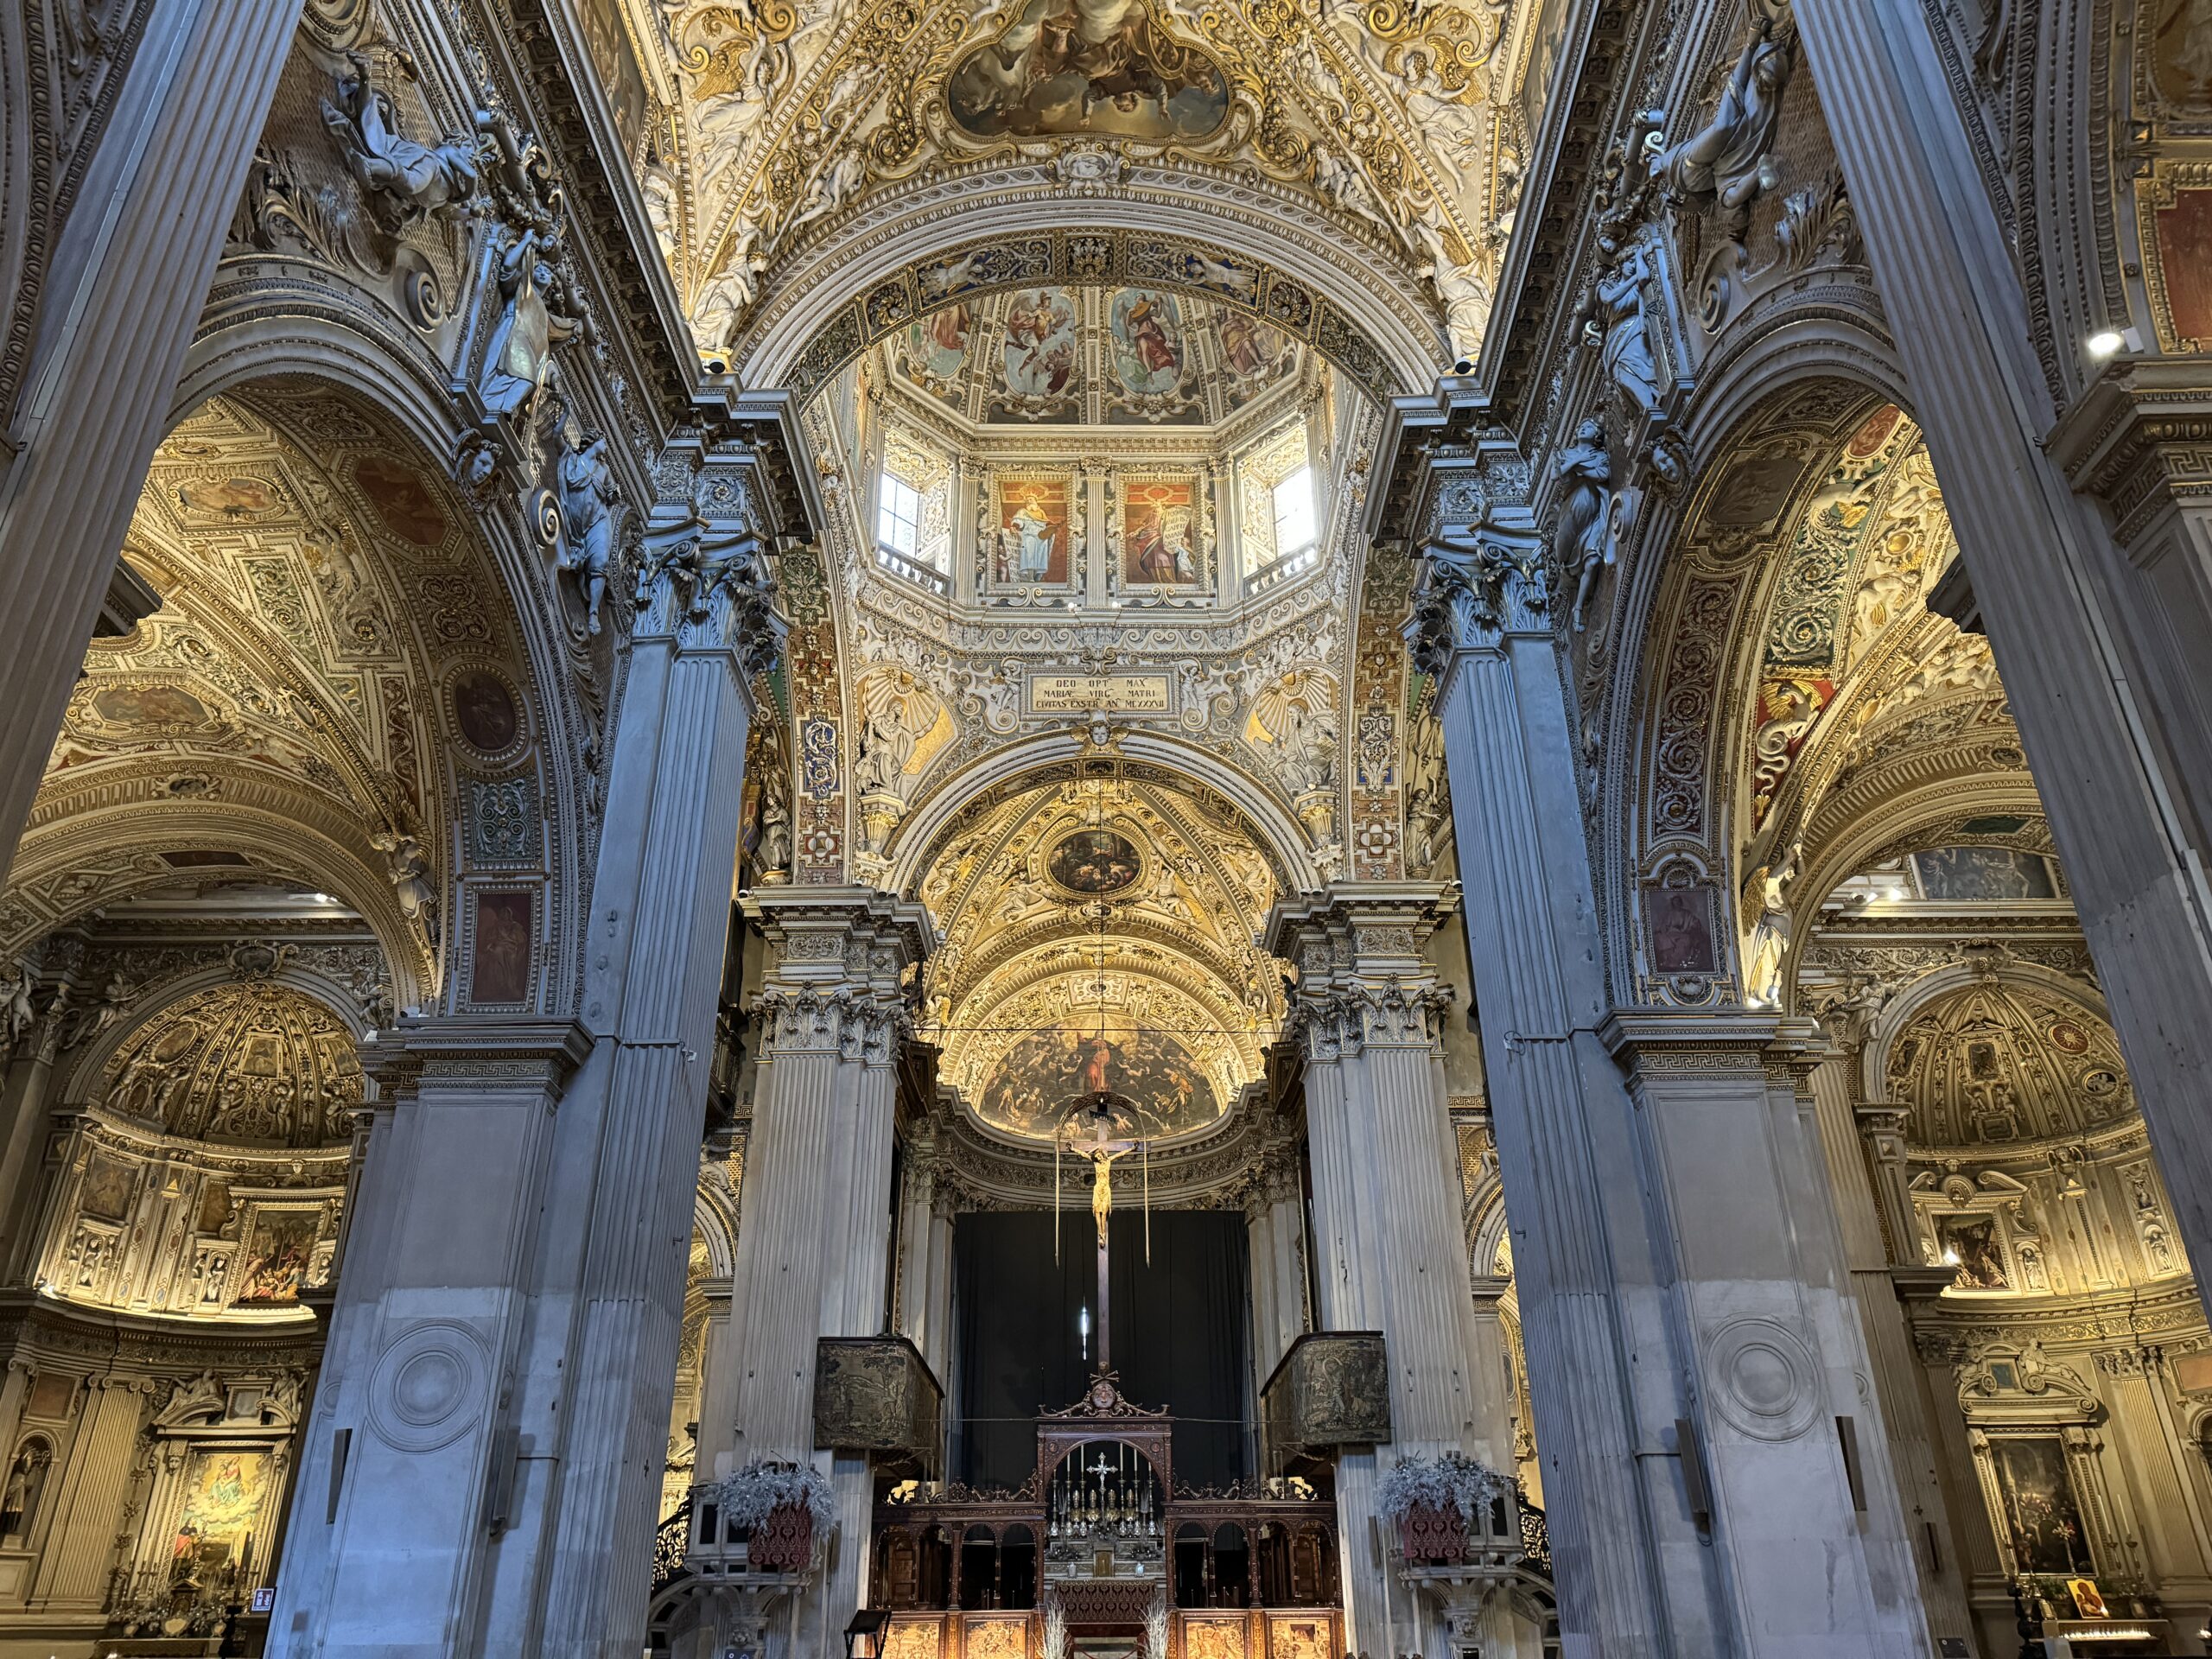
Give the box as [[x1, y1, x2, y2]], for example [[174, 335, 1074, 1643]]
[[468, 889, 536, 1007], [1114, 474, 1208, 594], [1987, 1436, 2094, 1577], [981, 474, 1081, 601], [232, 1208, 321, 1305]]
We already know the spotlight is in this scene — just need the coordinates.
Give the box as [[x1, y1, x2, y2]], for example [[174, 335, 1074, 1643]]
[[2085, 330, 2126, 359]]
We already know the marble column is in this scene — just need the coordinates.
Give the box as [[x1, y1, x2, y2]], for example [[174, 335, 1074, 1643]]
[[1243, 1141, 1307, 1389], [1794, 0, 2212, 1315], [694, 887, 930, 1659], [1267, 886, 1516, 1659], [0, 0, 303, 882], [1410, 532, 1927, 1656], [269, 514, 780, 1658]]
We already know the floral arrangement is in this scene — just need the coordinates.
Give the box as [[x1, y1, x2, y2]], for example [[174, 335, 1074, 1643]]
[[1042, 1601, 1070, 1659], [697, 1458, 836, 1532], [1376, 1451, 1509, 1523]]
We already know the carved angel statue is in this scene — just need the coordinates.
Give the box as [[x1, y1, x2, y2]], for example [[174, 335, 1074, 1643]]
[[480, 230, 584, 421], [60, 970, 134, 1052], [853, 707, 915, 795], [556, 432, 620, 635], [321, 52, 480, 226], [1649, 16, 1797, 242], [0, 963, 35, 1056], [371, 831, 438, 927], [1739, 841, 1802, 1007], [1576, 243, 1664, 417], [1550, 416, 1617, 632]]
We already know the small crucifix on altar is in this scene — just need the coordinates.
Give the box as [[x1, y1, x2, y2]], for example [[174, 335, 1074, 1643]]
[[1055, 1091, 1153, 1375]]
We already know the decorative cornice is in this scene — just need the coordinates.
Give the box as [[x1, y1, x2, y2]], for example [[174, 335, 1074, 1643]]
[[2044, 357, 2212, 550]]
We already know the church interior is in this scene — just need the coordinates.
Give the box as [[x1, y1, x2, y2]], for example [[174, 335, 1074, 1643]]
[[3, 0, 2212, 1655]]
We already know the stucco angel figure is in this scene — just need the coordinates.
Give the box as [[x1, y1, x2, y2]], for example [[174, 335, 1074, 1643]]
[[321, 52, 479, 226], [480, 230, 582, 421], [1740, 841, 1802, 1007], [1575, 243, 1664, 417], [1550, 416, 1617, 632], [372, 831, 438, 928], [0, 963, 35, 1056], [755, 776, 793, 882], [1649, 16, 1797, 242], [556, 432, 619, 635], [854, 705, 916, 795]]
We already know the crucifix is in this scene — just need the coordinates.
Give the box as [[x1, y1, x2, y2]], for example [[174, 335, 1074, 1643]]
[[1058, 1096, 1148, 1375]]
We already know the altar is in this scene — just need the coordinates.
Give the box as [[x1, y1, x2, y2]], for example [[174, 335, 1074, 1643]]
[[868, 1373, 1339, 1659]]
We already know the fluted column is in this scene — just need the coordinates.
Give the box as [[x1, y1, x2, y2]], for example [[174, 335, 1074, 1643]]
[[1795, 0, 2212, 1317], [1409, 528, 1927, 1654], [0, 0, 303, 882], [1267, 886, 1514, 1659], [271, 499, 783, 1658], [696, 887, 930, 1659]]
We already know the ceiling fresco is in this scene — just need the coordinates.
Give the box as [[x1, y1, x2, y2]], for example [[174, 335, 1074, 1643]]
[[882, 285, 1303, 425], [915, 774, 1281, 1142], [613, 0, 1529, 369]]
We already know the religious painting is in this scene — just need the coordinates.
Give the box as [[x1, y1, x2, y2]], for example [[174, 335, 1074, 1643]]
[[2152, 0, 2212, 111], [469, 890, 536, 1007], [197, 1180, 232, 1235], [1645, 885, 1717, 976], [78, 1154, 135, 1224], [232, 1210, 320, 1304], [2050, 1021, 2091, 1055], [945, 0, 1230, 143], [1846, 404, 1903, 459], [1117, 476, 1202, 588], [1936, 1215, 2008, 1291], [999, 289, 1080, 401], [901, 303, 977, 399], [178, 477, 279, 518], [2069, 1579, 2108, 1619], [89, 685, 209, 728], [353, 456, 446, 547], [1109, 289, 1185, 395], [2147, 186, 2207, 345], [1048, 828, 1143, 894], [1184, 1618, 1246, 1659], [172, 1449, 269, 1587], [1268, 1616, 1332, 1659], [966, 1617, 1028, 1659], [984, 476, 1077, 589], [1217, 309, 1282, 381], [978, 1021, 1217, 1137], [450, 669, 520, 754], [1988, 1436, 2093, 1576], [1912, 846, 2056, 902], [578, 0, 650, 154], [884, 1618, 943, 1659]]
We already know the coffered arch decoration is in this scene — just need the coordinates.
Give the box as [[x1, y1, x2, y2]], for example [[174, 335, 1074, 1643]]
[[95, 981, 364, 1149], [907, 764, 1286, 1145], [35, 980, 358, 1323], [1622, 387, 2036, 1010], [3, 379, 576, 1011]]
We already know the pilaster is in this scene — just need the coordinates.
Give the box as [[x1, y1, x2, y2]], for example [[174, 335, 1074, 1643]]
[[272, 507, 783, 1658], [1267, 883, 1515, 1659], [696, 887, 931, 1659]]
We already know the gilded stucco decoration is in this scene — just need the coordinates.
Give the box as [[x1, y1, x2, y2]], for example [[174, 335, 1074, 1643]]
[[3, 392, 543, 998], [101, 982, 362, 1147], [915, 774, 1281, 1141], [630, 0, 1526, 372], [1885, 981, 2133, 1151], [1629, 397, 2034, 1008]]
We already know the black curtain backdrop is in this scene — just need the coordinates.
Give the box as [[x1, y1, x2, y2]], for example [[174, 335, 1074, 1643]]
[[953, 1209, 1250, 1492]]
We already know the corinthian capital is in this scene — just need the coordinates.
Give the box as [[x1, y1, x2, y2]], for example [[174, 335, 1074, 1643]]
[[1405, 512, 1549, 677], [1268, 882, 1460, 1058]]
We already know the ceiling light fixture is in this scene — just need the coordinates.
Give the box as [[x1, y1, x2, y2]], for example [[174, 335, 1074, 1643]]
[[2085, 329, 2126, 359]]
